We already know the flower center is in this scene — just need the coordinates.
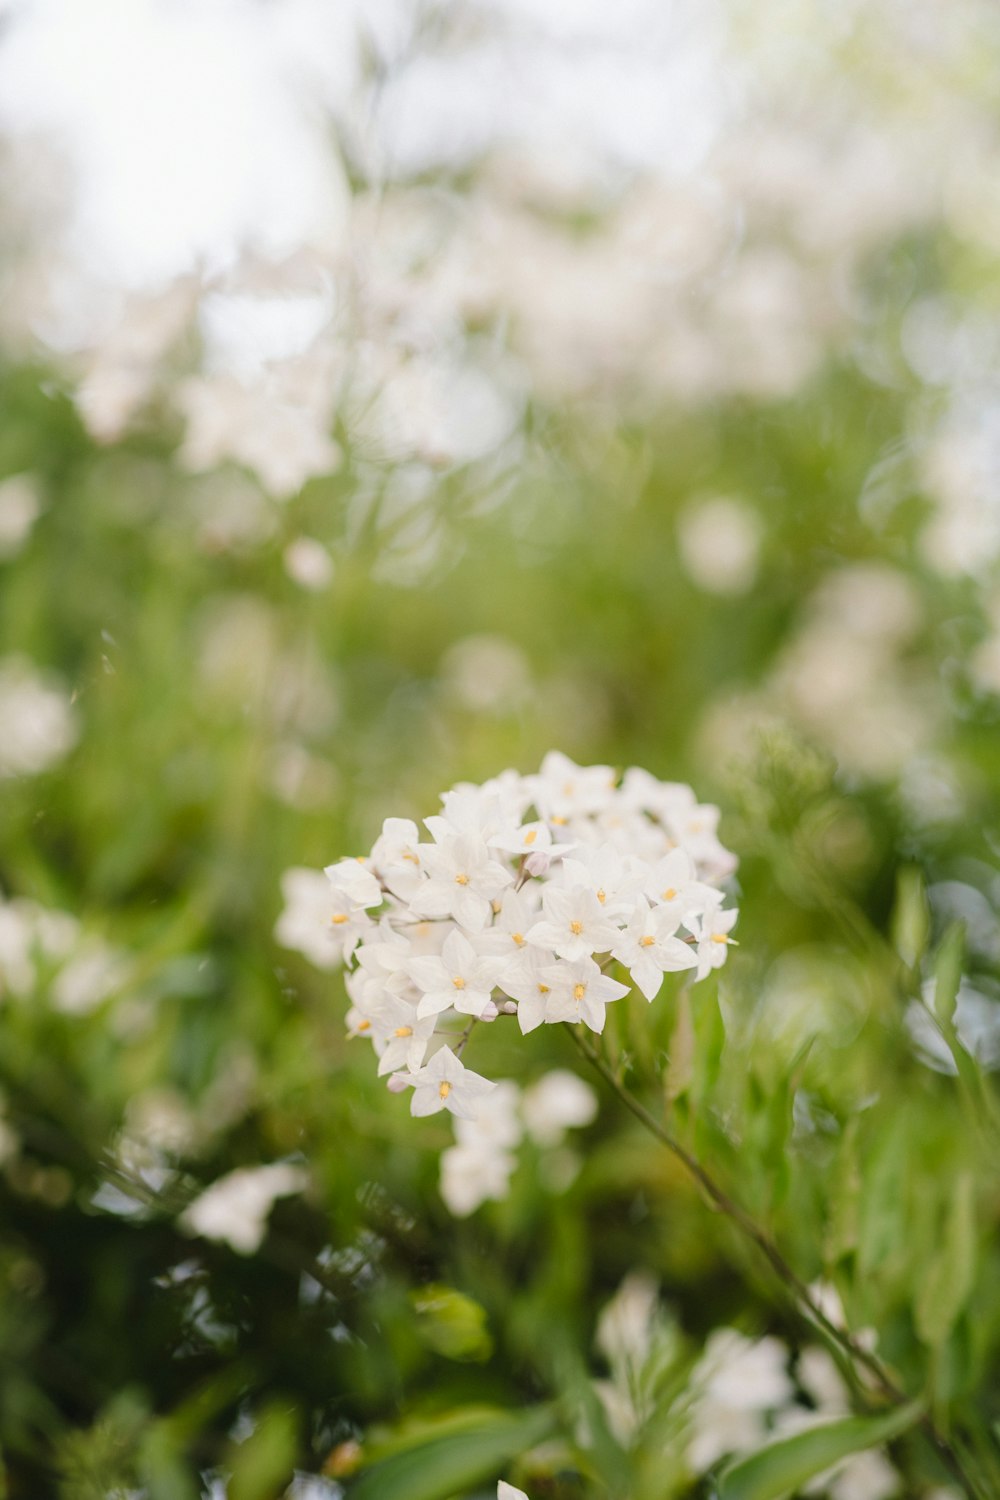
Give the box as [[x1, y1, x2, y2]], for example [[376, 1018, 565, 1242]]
[[455, 873, 470, 885], [640, 935, 656, 947], [512, 932, 525, 946], [438, 1081, 451, 1100], [711, 933, 728, 945], [596, 888, 606, 904], [524, 829, 538, 845], [662, 887, 677, 901], [394, 1025, 413, 1037], [573, 983, 586, 1001], [452, 976, 466, 989], [569, 920, 583, 935], [356, 1019, 371, 1031], [331, 913, 349, 925]]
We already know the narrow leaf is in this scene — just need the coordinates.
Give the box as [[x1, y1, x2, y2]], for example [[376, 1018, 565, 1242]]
[[915, 1170, 977, 1349], [934, 923, 965, 1028], [349, 1406, 555, 1500], [717, 1402, 923, 1500]]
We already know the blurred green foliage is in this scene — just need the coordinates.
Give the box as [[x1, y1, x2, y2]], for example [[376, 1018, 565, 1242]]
[[0, 321, 999, 1500]]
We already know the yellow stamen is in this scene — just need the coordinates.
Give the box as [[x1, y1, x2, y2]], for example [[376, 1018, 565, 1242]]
[[455, 873, 469, 885], [711, 933, 728, 945], [492, 898, 502, 914], [573, 983, 586, 1001], [596, 888, 606, 904], [439, 1081, 451, 1100], [640, 935, 656, 948], [569, 919, 583, 935], [394, 1025, 413, 1038], [512, 932, 525, 946], [452, 976, 466, 989], [331, 913, 349, 925], [552, 815, 568, 826], [402, 851, 420, 864], [537, 983, 550, 994], [524, 829, 538, 845], [356, 1019, 371, 1032], [662, 887, 677, 902]]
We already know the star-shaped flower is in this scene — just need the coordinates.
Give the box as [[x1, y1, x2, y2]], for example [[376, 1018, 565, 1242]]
[[407, 928, 503, 1019], [403, 1046, 496, 1120], [540, 957, 630, 1033], [409, 834, 512, 931], [612, 900, 698, 1001], [527, 885, 621, 962]]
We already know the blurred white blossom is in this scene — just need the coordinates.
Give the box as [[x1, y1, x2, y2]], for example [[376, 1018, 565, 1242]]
[[0, 655, 77, 777], [180, 1162, 308, 1254], [0, 473, 42, 558]]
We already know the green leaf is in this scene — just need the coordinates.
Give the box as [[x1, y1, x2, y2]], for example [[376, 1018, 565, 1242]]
[[915, 1170, 977, 1349], [227, 1404, 299, 1500], [934, 923, 966, 1028], [410, 1283, 493, 1362], [892, 866, 929, 970], [348, 1405, 555, 1500], [717, 1402, 923, 1500]]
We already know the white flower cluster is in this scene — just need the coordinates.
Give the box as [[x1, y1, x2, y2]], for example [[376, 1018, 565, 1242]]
[[277, 753, 738, 1122]]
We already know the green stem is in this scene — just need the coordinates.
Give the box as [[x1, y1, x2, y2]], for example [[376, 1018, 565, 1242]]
[[567, 1025, 987, 1499]]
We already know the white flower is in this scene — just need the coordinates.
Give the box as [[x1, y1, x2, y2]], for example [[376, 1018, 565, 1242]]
[[498, 1484, 529, 1500], [642, 848, 718, 923], [689, 906, 739, 981], [527, 884, 621, 962], [275, 867, 372, 969], [51, 943, 127, 1015], [0, 473, 41, 559], [371, 817, 425, 901], [521, 1070, 597, 1146], [687, 1329, 795, 1472], [403, 1046, 496, 1120], [373, 996, 438, 1076], [612, 901, 698, 1001], [410, 834, 512, 931], [408, 929, 503, 1020], [323, 858, 382, 910], [497, 946, 560, 1034], [482, 886, 542, 966], [283, 536, 334, 591], [540, 957, 630, 1033], [557, 845, 641, 919], [180, 1163, 308, 1254], [440, 1142, 517, 1216], [0, 656, 77, 777], [529, 750, 618, 822]]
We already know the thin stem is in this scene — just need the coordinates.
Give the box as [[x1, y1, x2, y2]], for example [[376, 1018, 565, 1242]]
[[567, 1025, 986, 1499], [454, 1017, 478, 1058]]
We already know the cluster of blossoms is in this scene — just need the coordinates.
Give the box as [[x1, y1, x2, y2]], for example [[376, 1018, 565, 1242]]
[[277, 753, 738, 1122]]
